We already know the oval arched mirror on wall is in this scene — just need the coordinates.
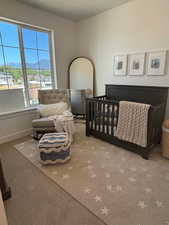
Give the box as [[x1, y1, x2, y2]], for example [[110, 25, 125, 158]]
[[68, 57, 95, 116]]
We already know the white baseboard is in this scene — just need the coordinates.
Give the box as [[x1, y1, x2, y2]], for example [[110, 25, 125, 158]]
[[0, 128, 33, 144]]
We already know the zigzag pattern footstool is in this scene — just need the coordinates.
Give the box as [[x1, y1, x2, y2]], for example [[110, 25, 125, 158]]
[[38, 132, 71, 165]]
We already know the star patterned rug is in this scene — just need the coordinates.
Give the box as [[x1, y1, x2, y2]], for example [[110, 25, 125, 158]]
[[15, 123, 169, 225]]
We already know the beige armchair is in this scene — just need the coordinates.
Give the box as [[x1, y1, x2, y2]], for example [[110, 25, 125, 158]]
[[32, 89, 70, 140]]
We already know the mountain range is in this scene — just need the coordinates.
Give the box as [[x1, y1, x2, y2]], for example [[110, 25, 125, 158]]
[[7, 59, 50, 70]]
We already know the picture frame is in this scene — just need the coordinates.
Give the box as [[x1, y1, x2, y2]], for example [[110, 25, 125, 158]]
[[147, 50, 167, 76], [113, 55, 127, 76], [128, 53, 145, 76]]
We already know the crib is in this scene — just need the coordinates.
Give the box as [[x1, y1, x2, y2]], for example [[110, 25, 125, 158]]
[[86, 85, 168, 159]]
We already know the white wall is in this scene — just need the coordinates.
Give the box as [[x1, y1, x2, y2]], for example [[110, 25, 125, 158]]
[[76, 0, 169, 106], [0, 109, 38, 144], [0, 0, 76, 143]]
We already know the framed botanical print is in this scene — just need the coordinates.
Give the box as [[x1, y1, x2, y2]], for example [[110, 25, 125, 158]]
[[128, 53, 145, 76], [147, 51, 167, 75], [114, 55, 127, 76]]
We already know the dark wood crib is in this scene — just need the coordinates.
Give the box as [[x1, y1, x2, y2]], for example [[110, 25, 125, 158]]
[[86, 85, 168, 159]]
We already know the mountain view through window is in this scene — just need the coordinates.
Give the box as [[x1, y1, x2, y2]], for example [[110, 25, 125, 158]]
[[0, 20, 54, 112]]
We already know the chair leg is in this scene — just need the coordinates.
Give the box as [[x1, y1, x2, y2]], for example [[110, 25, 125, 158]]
[[33, 130, 39, 140], [141, 153, 149, 160]]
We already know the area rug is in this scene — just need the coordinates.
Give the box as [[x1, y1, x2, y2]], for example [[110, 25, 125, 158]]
[[15, 123, 169, 225]]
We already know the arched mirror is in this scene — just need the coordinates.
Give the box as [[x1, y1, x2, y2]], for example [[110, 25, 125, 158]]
[[68, 57, 95, 94], [68, 57, 95, 116]]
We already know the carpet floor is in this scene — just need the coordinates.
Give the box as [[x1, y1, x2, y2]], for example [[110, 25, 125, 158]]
[[0, 137, 105, 225], [15, 123, 169, 225]]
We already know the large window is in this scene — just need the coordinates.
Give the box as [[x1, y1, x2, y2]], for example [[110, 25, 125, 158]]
[[0, 19, 54, 113]]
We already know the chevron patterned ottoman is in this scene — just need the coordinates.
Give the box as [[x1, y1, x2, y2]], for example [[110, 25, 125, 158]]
[[38, 132, 71, 165]]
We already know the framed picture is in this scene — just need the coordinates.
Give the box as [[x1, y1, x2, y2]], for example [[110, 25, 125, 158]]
[[114, 55, 127, 76], [147, 51, 167, 75], [128, 53, 145, 76]]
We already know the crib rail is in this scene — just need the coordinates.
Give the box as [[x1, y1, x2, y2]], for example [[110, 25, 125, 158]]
[[86, 97, 119, 137], [86, 95, 165, 159]]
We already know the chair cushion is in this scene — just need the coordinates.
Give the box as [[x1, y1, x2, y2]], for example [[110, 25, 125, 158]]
[[38, 102, 68, 117], [32, 118, 54, 128]]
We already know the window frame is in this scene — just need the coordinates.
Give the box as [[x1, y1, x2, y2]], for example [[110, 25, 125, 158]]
[[0, 16, 57, 108]]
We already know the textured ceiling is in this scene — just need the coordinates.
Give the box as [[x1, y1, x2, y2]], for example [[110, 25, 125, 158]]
[[17, 0, 133, 21]]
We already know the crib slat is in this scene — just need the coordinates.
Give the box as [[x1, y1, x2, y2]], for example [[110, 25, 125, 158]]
[[111, 104, 114, 135], [91, 101, 94, 130], [107, 103, 110, 135], [102, 102, 106, 134], [86, 98, 118, 136], [86, 99, 90, 136], [94, 101, 97, 131], [98, 101, 101, 132]]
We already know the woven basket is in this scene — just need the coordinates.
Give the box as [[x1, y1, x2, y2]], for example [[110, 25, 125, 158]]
[[162, 120, 169, 159]]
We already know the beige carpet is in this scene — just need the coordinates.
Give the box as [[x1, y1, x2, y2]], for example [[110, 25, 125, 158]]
[[1, 137, 105, 225], [15, 123, 169, 225]]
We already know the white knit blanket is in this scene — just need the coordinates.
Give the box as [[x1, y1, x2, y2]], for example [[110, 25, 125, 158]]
[[115, 101, 150, 147], [49, 111, 75, 143]]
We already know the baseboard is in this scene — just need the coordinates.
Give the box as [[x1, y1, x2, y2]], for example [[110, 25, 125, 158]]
[[0, 128, 32, 144]]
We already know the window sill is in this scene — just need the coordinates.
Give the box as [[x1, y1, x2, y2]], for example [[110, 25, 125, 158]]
[[0, 107, 38, 120]]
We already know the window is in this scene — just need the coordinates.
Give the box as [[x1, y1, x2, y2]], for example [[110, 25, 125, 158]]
[[0, 19, 55, 113]]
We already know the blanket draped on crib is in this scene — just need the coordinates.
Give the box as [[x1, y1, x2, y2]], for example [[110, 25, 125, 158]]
[[115, 101, 150, 147]]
